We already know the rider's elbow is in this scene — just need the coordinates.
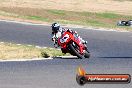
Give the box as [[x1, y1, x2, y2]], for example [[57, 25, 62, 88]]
[[52, 38, 54, 41]]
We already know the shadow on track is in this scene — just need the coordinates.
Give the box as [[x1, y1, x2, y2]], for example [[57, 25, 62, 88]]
[[52, 56, 90, 59], [53, 56, 78, 59], [98, 56, 132, 59]]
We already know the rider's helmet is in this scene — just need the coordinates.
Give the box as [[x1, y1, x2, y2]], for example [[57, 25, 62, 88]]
[[51, 23, 60, 33]]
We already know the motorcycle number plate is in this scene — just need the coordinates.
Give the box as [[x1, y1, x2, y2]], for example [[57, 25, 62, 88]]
[[60, 34, 69, 43]]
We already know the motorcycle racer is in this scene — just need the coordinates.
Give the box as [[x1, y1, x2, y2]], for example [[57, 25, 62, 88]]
[[51, 22, 87, 53]]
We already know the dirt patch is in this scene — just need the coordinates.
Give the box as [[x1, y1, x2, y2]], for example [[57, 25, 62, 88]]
[[0, 0, 132, 15]]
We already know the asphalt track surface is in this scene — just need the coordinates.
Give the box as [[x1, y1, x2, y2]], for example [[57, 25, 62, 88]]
[[0, 20, 132, 88]]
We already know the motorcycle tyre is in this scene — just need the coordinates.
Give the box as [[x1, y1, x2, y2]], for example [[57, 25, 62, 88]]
[[68, 44, 85, 59], [84, 50, 90, 58]]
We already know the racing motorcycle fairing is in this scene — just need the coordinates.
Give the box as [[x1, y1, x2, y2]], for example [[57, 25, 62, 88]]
[[58, 31, 85, 55]]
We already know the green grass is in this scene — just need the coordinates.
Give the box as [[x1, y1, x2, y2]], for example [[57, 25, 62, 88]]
[[96, 13, 119, 19], [0, 7, 132, 30], [47, 9, 65, 15], [25, 16, 49, 21]]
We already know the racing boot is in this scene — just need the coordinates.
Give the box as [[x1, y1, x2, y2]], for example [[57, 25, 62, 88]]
[[61, 48, 67, 54]]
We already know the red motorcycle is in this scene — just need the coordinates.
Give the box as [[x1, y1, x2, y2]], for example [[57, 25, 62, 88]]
[[55, 31, 90, 59]]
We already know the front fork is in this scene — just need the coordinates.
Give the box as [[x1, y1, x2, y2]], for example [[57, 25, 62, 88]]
[[72, 42, 85, 55], [79, 44, 85, 55]]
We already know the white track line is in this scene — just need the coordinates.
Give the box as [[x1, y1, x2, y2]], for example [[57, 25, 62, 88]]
[[0, 58, 53, 62], [0, 19, 49, 26], [35, 46, 41, 48], [16, 44, 21, 46], [0, 42, 4, 44], [0, 19, 130, 32], [0, 56, 76, 62], [27, 45, 33, 46], [55, 56, 77, 59]]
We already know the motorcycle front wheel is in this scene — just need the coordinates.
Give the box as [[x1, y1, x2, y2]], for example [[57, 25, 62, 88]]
[[68, 43, 85, 59], [84, 49, 90, 58]]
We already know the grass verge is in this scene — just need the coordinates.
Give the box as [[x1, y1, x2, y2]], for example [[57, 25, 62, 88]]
[[0, 42, 69, 60], [0, 7, 132, 30]]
